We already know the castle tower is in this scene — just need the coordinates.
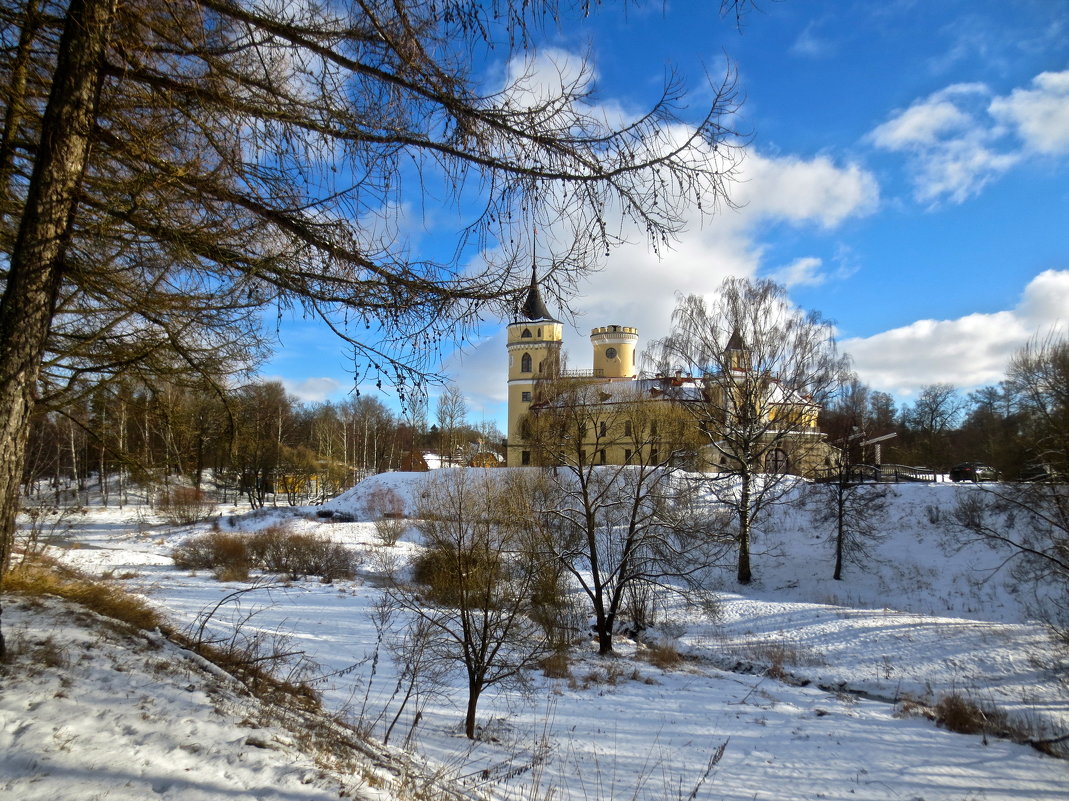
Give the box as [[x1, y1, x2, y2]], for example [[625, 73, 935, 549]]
[[590, 325, 639, 380], [725, 328, 751, 371], [505, 271, 563, 466]]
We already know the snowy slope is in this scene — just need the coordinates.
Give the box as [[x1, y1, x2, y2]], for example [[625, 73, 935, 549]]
[[7, 471, 1068, 801], [0, 596, 366, 801]]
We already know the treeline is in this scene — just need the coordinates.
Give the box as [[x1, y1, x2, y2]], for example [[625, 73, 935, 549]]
[[821, 335, 1069, 479], [21, 379, 503, 507]]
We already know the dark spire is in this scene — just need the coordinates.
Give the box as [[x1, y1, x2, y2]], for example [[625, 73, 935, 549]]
[[520, 267, 557, 322], [726, 328, 746, 351]]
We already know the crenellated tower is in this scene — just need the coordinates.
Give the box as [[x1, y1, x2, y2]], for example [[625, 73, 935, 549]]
[[590, 324, 639, 380]]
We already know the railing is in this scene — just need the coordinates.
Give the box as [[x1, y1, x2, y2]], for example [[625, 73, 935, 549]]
[[814, 463, 936, 484], [558, 368, 604, 378]]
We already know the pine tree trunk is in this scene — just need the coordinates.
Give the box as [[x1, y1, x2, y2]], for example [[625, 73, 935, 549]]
[[0, 0, 118, 658]]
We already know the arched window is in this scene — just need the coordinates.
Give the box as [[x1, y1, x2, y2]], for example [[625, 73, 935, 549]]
[[765, 448, 790, 474], [521, 352, 532, 373], [521, 329, 532, 338]]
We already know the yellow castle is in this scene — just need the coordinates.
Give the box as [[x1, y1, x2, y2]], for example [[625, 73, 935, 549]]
[[505, 273, 836, 474]]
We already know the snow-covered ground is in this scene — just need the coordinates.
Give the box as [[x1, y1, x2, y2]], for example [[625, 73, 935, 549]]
[[4, 471, 1068, 800]]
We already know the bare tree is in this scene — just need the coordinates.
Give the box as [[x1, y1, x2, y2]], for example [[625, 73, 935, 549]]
[[523, 380, 724, 654], [1009, 333, 1069, 474], [651, 278, 848, 584], [434, 384, 468, 466], [0, 0, 748, 654], [950, 334, 1069, 650], [381, 469, 553, 739], [806, 479, 890, 581], [952, 485, 1069, 649], [901, 383, 966, 467]]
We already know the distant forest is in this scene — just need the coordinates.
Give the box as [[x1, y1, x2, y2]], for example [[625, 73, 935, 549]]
[[23, 340, 1061, 509]]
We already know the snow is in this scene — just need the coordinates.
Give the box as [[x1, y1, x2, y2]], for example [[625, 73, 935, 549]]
[[4, 470, 1068, 801], [0, 596, 359, 801]]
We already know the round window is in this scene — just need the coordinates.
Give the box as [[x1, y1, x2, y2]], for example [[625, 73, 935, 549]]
[[605, 347, 617, 359]]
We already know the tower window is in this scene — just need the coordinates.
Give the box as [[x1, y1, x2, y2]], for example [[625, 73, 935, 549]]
[[624, 421, 632, 437], [521, 353, 532, 373], [605, 347, 617, 360], [521, 329, 532, 338], [521, 450, 531, 465], [521, 391, 531, 402], [599, 421, 607, 437]]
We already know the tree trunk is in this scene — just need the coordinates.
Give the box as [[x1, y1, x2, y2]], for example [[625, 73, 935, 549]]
[[0, 0, 117, 658], [464, 677, 482, 740], [596, 612, 614, 655], [833, 482, 845, 581], [0, 0, 40, 218], [737, 472, 752, 584]]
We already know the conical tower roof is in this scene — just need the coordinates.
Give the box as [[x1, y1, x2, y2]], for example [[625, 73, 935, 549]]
[[518, 268, 558, 322], [725, 328, 746, 351]]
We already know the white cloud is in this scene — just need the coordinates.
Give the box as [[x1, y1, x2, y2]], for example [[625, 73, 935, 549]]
[[739, 154, 879, 228], [272, 376, 345, 403], [449, 147, 878, 415], [869, 87, 982, 150], [989, 70, 1069, 155], [769, 256, 827, 288], [870, 71, 1069, 205], [843, 269, 1069, 397], [790, 21, 834, 59]]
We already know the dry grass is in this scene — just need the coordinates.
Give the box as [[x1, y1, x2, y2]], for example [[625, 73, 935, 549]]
[[3, 557, 162, 634], [642, 641, 685, 670], [896, 692, 1069, 758], [540, 649, 572, 679], [934, 692, 1008, 736], [724, 638, 826, 679], [570, 660, 653, 689]]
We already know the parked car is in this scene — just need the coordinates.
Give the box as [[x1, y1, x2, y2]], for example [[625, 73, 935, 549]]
[[949, 462, 1000, 482]]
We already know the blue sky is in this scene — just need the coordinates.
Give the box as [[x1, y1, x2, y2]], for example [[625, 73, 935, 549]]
[[262, 0, 1069, 428]]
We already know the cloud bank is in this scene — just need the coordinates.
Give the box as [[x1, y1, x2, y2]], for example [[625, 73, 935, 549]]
[[453, 147, 879, 408], [843, 269, 1069, 397], [869, 69, 1069, 204]]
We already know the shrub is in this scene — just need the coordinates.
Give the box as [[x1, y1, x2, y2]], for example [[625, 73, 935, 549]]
[[373, 516, 407, 547], [172, 526, 355, 582], [172, 531, 250, 574], [156, 485, 217, 525], [367, 486, 404, 519], [255, 528, 355, 581], [368, 486, 407, 546], [411, 542, 501, 606]]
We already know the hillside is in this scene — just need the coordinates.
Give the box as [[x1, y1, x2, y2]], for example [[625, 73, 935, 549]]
[[4, 471, 1067, 800]]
